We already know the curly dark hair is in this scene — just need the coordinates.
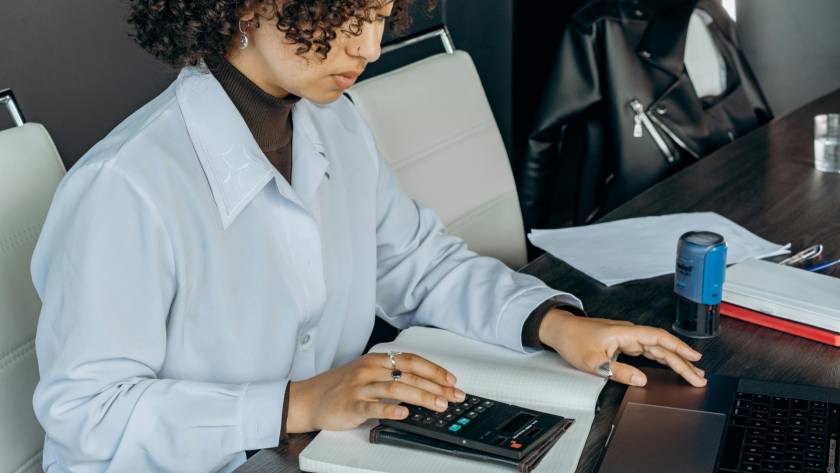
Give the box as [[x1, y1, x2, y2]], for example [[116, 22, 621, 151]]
[[128, 0, 437, 67]]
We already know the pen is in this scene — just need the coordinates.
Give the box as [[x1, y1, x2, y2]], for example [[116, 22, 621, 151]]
[[802, 259, 840, 273]]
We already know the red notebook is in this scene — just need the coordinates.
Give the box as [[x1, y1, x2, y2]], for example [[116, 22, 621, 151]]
[[720, 302, 840, 347]]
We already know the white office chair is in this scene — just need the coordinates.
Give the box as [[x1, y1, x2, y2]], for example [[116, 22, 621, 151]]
[[0, 90, 66, 473], [345, 31, 528, 269]]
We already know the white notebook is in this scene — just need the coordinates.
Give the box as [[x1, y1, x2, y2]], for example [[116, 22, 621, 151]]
[[299, 327, 607, 473], [723, 258, 840, 332]]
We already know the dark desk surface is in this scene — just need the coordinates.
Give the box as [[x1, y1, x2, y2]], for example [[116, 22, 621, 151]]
[[237, 90, 840, 473]]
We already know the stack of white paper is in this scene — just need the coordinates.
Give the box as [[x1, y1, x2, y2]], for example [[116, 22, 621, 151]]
[[724, 258, 840, 332], [528, 212, 790, 286]]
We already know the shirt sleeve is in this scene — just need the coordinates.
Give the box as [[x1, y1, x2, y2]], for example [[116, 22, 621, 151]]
[[369, 144, 584, 354], [31, 162, 287, 473]]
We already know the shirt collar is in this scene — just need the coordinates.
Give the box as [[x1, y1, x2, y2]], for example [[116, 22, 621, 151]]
[[175, 66, 330, 229]]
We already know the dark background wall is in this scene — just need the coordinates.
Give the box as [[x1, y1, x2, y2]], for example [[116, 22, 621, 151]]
[[0, 0, 513, 168], [0, 1, 174, 165], [737, 0, 840, 116], [511, 1, 584, 174]]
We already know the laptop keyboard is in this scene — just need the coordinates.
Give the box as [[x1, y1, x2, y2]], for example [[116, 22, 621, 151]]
[[717, 392, 839, 472]]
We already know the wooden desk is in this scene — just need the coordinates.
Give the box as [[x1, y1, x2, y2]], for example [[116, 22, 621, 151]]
[[236, 90, 840, 473]]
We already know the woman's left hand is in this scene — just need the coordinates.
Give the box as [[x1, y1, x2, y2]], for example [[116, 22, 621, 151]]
[[538, 309, 707, 387]]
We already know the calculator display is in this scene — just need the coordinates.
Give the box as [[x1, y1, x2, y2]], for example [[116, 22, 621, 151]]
[[500, 413, 536, 433]]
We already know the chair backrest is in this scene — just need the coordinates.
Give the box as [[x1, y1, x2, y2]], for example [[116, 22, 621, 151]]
[[345, 51, 527, 268], [0, 106, 66, 473]]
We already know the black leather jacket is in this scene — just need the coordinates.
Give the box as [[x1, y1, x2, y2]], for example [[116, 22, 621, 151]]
[[519, 0, 772, 231]]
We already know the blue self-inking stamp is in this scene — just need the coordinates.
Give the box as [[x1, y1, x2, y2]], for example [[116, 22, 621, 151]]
[[673, 231, 727, 338]]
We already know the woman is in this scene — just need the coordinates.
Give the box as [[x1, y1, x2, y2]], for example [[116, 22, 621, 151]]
[[31, 1, 706, 472]]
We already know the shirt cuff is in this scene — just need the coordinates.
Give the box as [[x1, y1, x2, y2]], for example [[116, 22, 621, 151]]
[[496, 287, 584, 353], [521, 298, 588, 350], [241, 380, 288, 450]]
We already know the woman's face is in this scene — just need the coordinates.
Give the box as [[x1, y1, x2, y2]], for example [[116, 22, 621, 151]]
[[229, 1, 394, 103]]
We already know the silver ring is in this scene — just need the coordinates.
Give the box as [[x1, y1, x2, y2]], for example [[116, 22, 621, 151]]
[[596, 361, 613, 378], [389, 351, 403, 381]]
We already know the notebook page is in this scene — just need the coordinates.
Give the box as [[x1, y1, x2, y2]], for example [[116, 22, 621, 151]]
[[299, 328, 606, 473], [368, 327, 606, 412], [300, 411, 596, 473]]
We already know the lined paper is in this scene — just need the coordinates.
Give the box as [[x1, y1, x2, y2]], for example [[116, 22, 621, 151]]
[[299, 327, 606, 473]]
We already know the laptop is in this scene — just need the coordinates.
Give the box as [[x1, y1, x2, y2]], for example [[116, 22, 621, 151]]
[[597, 368, 839, 473]]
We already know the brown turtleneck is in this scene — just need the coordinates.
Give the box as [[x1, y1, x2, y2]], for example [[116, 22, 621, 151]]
[[209, 58, 300, 184]]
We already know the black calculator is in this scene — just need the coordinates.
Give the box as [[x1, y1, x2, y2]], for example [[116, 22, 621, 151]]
[[375, 393, 574, 462]]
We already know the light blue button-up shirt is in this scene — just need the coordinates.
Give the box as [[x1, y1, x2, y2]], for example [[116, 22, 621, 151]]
[[30, 67, 582, 473]]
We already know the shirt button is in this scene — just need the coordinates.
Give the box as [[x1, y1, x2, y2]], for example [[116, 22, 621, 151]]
[[301, 333, 311, 345]]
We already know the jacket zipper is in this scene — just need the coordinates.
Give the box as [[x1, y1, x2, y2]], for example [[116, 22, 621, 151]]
[[629, 98, 676, 164], [647, 112, 701, 159], [630, 99, 676, 163], [630, 98, 703, 160]]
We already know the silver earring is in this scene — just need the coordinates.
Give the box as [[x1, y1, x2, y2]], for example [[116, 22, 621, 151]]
[[239, 21, 249, 49]]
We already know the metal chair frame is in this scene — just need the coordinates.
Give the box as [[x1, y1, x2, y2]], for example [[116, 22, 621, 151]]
[[0, 89, 25, 127], [381, 26, 455, 56]]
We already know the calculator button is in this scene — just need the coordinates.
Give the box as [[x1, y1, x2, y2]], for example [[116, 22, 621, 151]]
[[423, 416, 434, 424], [452, 407, 464, 415], [475, 406, 486, 413], [457, 418, 470, 425], [410, 413, 422, 422], [435, 419, 447, 428], [443, 413, 455, 421], [448, 424, 462, 432], [466, 411, 478, 419], [469, 397, 480, 404], [482, 401, 494, 407]]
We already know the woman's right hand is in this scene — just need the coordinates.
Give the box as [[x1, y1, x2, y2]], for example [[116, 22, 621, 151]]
[[285, 352, 465, 433]]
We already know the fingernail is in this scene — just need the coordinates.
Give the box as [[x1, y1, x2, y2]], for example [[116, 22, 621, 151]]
[[446, 373, 456, 385], [436, 398, 448, 410], [397, 407, 408, 417], [631, 374, 646, 386], [455, 389, 466, 401]]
